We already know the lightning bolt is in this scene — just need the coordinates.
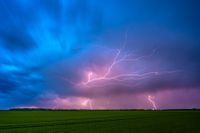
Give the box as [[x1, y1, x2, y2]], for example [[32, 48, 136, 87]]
[[58, 31, 182, 110], [63, 32, 180, 92], [81, 99, 93, 110], [148, 95, 157, 110], [80, 47, 178, 88]]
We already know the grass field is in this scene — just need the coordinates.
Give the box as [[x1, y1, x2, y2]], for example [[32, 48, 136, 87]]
[[0, 110, 199, 133]]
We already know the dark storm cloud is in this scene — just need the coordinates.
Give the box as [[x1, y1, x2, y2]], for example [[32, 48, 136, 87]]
[[0, 27, 36, 51], [0, 65, 43, 93], [0, 73, 18, 93], [0, 0, 38, 52], [0, 0, 106, 107], [0, 0, 200, 108]]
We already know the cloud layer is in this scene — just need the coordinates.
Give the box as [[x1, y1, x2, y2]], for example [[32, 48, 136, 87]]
[[0, 0, 200, 109]]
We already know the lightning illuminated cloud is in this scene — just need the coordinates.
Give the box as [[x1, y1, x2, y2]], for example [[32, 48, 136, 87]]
[[74, 40, 180, 90], [82, 50, 173, 85], [60, 33, 182, 111]]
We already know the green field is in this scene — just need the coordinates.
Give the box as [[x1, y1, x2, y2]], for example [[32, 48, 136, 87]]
[[0, 110, 199, 133]]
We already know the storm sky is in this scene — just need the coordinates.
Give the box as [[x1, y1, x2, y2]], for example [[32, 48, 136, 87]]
[[0, 0, 200, 109]]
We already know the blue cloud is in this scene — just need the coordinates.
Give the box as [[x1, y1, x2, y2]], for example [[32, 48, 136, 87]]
[[0, 0, 199, 108]]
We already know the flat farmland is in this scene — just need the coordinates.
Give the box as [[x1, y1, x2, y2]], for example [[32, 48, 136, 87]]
[[0, 110, 199, 133]]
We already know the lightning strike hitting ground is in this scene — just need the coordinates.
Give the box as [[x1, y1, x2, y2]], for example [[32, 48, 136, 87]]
[[81, 99, 93, 110], [148, 95, 157, 110]]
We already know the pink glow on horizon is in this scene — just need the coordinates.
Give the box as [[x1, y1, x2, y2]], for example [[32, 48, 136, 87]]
[[51, 97, 95, 109], [38, 89, 200, 109]]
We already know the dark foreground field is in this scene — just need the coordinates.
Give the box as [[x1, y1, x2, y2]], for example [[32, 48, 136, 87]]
[[0, 110, 199, 133]]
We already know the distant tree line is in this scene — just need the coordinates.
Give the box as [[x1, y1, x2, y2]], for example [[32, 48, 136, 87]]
[[7, 108, 200, 111]]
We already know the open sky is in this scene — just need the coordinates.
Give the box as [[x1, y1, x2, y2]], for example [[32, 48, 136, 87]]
[[0, 0, 200, 109]]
